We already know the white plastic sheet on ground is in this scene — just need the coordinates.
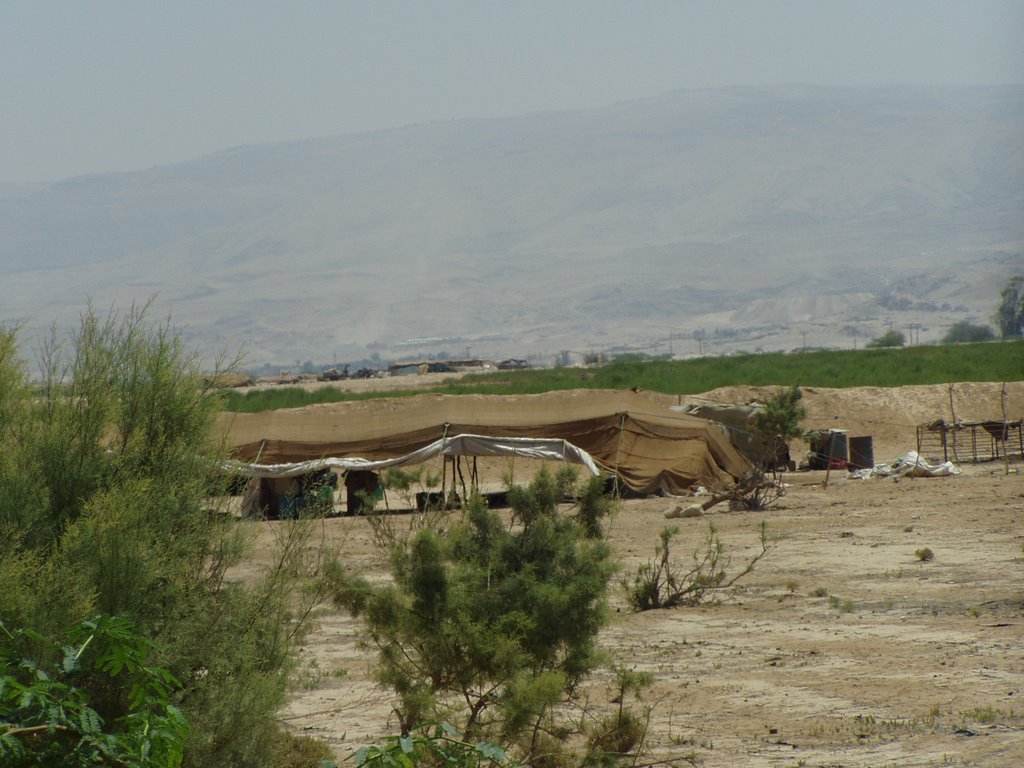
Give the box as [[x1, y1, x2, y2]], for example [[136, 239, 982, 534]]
[[848, 450, 961, 479], [222, 433, 602, 479]]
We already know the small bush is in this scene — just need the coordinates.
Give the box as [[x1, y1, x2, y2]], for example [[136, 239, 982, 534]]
[[328, 468, 615, 754], [586, 711, 646, 764], [623, 522, 772, 611], [585, 666, 653, 766], [275, 732, 335, 768], [915, 547, 935, 562]]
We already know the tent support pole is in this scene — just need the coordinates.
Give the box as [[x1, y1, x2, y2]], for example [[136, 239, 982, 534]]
[[456, 456, 468, 506], [1001, 383, 1010, 475], [612, 413, 626, 497], [241, 440, 269, 518], [440, 423, 450, 507]]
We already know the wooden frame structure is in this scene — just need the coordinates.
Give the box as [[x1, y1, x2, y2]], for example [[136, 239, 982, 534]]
[[916, 419, 1024, 464]]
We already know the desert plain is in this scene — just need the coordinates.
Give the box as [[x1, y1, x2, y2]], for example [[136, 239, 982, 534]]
[[233, 380, 1024, 767]]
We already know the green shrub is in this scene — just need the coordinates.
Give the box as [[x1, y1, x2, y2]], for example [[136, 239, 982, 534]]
[[0, 306, 328, 768], [584, 666, 653, 766], [0, 615, 187, 768], [222, 342, 1024, 413], [328, 469, 615, 760], [345, 724, 520, 768]]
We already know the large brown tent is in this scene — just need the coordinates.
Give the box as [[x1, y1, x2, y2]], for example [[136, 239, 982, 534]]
[[221, 389, 750, 495]]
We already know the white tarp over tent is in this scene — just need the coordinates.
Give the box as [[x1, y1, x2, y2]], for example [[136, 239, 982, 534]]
[[222, 433, 601, 479]]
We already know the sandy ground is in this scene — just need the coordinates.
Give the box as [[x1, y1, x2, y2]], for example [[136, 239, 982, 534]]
[[231, 383, 1024, 767]]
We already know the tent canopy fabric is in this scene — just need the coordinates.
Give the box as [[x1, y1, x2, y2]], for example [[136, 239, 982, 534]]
[[223, 434, 602, 479], [220, 389, 750, 495]]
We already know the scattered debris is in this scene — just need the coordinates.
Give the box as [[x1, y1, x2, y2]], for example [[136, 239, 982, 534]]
[[848, 450, 961, 479], [665, 503, 705, 519]]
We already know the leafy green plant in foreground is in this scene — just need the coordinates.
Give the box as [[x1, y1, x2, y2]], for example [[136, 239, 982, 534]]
[[344, 724, 519, 768], [0, 615, 187, 767]]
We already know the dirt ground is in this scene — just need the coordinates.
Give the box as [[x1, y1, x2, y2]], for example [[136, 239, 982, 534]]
[[234, 382, 1024, 767]]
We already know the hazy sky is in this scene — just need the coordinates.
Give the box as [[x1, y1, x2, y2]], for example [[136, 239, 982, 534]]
[[3, 0, 1023, 182]]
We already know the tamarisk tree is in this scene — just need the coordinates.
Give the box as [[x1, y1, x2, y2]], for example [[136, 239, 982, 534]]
[[329, 468, 618, 762]]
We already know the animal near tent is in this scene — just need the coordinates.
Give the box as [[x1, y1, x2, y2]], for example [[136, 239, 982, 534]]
[[220, 389, 750, 496]]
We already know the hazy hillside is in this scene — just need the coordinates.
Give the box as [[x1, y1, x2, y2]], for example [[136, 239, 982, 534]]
[[2, 85, 1022, 366]]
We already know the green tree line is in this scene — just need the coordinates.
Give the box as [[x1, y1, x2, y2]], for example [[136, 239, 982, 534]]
[[222, 341, 1024, 413]]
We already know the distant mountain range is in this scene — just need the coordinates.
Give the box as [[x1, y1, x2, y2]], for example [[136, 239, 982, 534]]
[[3, 84, 1022, 367]]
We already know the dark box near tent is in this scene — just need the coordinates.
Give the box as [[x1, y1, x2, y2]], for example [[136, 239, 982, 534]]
[[848, 435, 874, 470], [809, 430, 849, 470]]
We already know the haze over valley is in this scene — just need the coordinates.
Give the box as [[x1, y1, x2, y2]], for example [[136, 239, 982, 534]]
[[3, 84, 1022, 368]]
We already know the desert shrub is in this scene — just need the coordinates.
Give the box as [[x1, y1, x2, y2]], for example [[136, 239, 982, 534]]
[[720, 385, 808, 510], [328, 469, 616, 762], [571, 474, 617, 539], [624, 523, 772, 611], [382, 466, 442, 510], [0, 306, 328, 768], [915, 547, 935, 562], [751, 386, 806, 451], [583, 666, 653, 767], [275, 732, 336, 768]]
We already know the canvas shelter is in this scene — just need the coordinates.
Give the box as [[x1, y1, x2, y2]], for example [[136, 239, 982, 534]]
[[220, 389, 750, 496], [673, 402, 792, 469]]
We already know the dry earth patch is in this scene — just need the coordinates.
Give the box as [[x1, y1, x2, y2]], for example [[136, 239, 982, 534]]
[[231, 384, 1024, 767]]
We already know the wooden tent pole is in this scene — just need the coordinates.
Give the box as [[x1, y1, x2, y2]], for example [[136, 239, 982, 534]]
[[456, 455, 468, 506], [948, 383, 960, 463], [612, 413, 627, 496], [1001, 382, 1010, 475], [439, 423, 450, 505]]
